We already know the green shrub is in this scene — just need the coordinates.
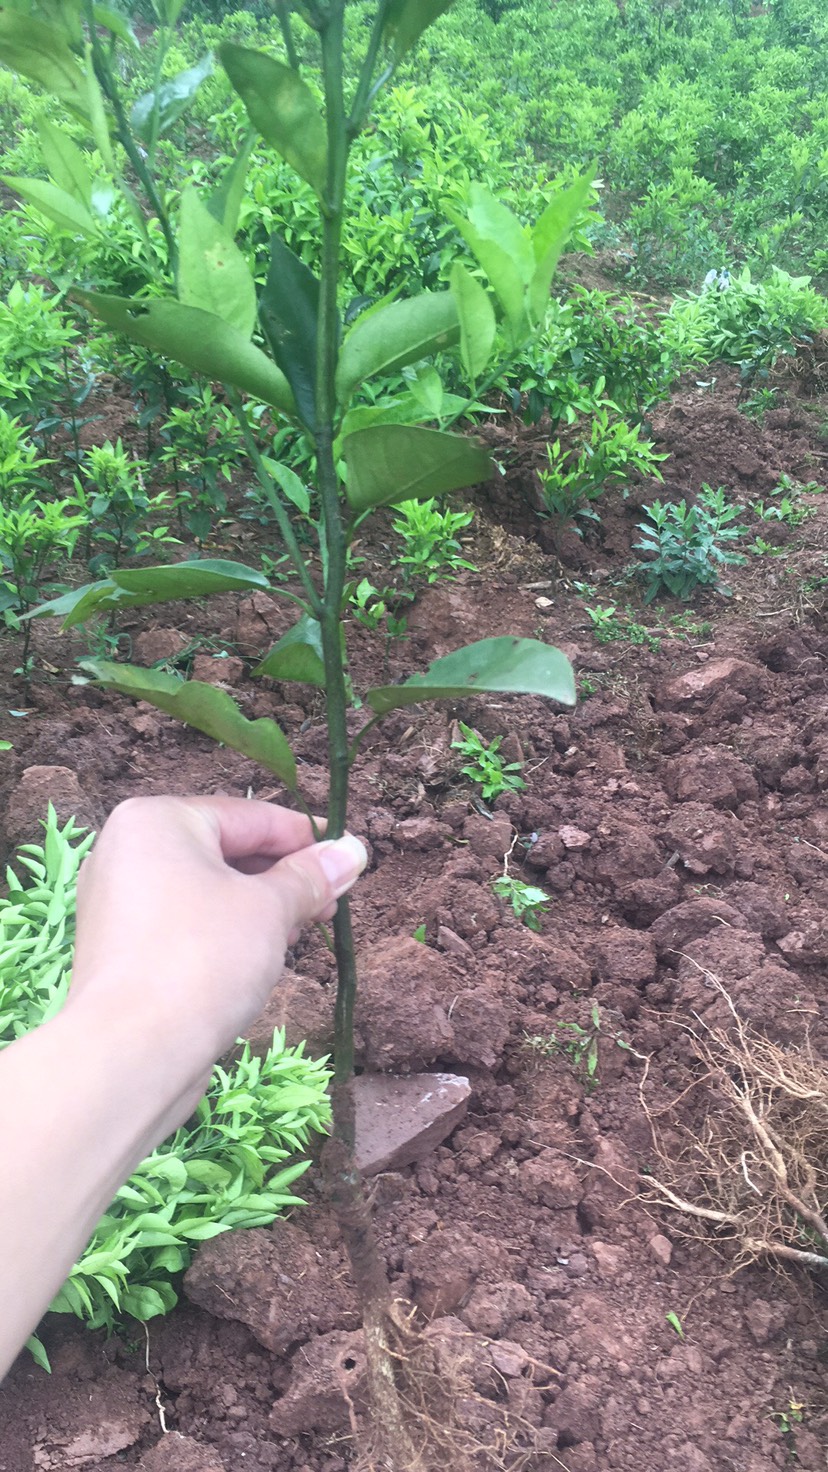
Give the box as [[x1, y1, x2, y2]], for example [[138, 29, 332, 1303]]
[[663, 267, 828, 378], [0, 809, 332, 1366], [635, 485, 748, 602]]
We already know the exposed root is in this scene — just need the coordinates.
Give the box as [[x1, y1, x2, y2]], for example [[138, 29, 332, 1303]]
[[640, 972, 828, 1272]]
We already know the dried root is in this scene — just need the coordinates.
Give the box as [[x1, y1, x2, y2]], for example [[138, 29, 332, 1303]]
[[642, 974, 828, 1271]]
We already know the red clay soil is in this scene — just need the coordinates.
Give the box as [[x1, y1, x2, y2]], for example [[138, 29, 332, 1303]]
[[0, 373, 826, 1472]]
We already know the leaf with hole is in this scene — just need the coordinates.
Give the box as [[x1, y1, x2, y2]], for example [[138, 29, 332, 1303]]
[[343, 425, 491, 512], [178, 186, 256, 338], [80, 660, 297, 789], [259, 236, 321, 431], [131, 54, 213, 142], [450, 263, 496, 384], [220, 44, 326, 197], [336, 291, 459, 404], [255, 614, 327, 687], [365, 636, 576, 714], [74, 292, 295, 416]]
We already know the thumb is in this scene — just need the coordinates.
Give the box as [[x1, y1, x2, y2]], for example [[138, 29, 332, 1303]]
[[266, 834, 368, 934]]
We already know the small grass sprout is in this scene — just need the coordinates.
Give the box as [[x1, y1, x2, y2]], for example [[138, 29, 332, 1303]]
[[453, 721, 526, 801]]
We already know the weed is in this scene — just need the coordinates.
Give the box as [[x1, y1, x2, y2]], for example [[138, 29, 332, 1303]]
[[492, 874, 550, 931], [349, 578, 409, 640], [391, 498, 476, 585], [740, 386, 778, 422], [158, 387, 244, 543], [665, 1311, 684, 1339], [452, 721, 525, 802], [585, 603, 660, 651], [526, 1003, 632, 1090], [0, 497, 86, 665], [75, 438, 177, 571], [752, 496, 811, 528], [635, 486, 747, 602], [538, 401, 666, 530]]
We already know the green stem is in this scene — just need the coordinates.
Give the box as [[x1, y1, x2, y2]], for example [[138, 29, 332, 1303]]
[[274, 0, 300, 70], [228, 391, 323, 616], [146, 26, 171, 173], [348, 0, 390, 136]]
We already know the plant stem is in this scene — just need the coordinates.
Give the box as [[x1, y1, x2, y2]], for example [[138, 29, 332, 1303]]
[[274, 0, 300, 71]]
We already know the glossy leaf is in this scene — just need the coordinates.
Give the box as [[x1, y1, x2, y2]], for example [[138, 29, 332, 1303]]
[[255, 615, 326, 687], [528, 170, 595, 323], [450, 185, 533, 341], [178, 186, 256, 338], [365, 637, 576, 715], [131, 54, 213, 142], [259, 236, 321, 431], [207, 132, 255, 235], [408, 365, 444, 419], [37, 117, 92, 207], [0, 12, 89, 112], [81, 659, 297, 788], [74, 291, 296, 416], [383, 0, 455, 60], [32, 559, 270, 628], [343, 425, 491, 512], [262, 458, 311, 516], [2, 176, 98, 236], [220, 45, 326, 197], [93, 3, 138, 47], [450, 262, 496, 384], [336, 291, 459, 404]]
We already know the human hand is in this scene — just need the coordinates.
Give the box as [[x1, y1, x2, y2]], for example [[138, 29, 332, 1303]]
[[67, 796, 366, 1117]]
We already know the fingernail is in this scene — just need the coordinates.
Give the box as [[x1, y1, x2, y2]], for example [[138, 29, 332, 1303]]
[[316, 835, 368, 898]]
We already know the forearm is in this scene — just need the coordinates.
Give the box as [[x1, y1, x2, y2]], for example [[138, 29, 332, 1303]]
[[0, 993, 200, 1379]]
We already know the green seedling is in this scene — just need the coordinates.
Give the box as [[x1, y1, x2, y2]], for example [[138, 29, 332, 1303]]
[[3, 5, 587, 1453], [749, 536, 787, 558], [527, 1003, 632, 1091], [665, 1310, 685, 1339], [585, 603, 660, 650], [412, 923, 427, 943], [492, 873, 551, 931], [453, 721, 526, 801], [75, 437, 177, 571], [349, 577, 408, 638], [0, 496, 86, 667], [753, 495, 811, 527]]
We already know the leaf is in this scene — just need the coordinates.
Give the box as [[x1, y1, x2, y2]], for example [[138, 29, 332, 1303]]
[[0, 12, 89, 112], [36, 117, 92, 207], [80, 660, 298, 789], [207, 132, 255, 235], [343, 424, 491, 512], [73, 291, 296, 416], [219, 44, 326, 197], [131, 54, 213, 142], [666, 1311, 685, 1339], [383, 0, 455, 60], [25, 1334, 51, 1373], [336, 291, 459, 405], [450, 262, 496, 383], [32, 559, 270, 628], [450, 184, 534, 341], [2, 176, 98, 236], [93, 3, 138, 48], [259, 235, 321, 431], [178, 186, 256, 339], [262, 458, 310, 516], [365, 636, 576, 715], [408, 365, 444, 419], [254, 614, 326, 687], [528, 169, 595, 323], [121, 1285, 169, 1321]]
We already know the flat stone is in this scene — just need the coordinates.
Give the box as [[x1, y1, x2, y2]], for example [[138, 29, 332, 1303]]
[[657, 658, 767, 710], [648, 1233, 673, 1267], [354, 1071, 470, 1176], [490, 1340, 530, 1378], [559, 824, 591, 850]]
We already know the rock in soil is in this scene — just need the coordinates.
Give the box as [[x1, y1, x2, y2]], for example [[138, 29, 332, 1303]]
[[354, 1071, 470, 1175], [5, 764, 99, 850]]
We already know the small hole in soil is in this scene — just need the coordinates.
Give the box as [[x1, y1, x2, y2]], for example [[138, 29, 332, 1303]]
[[557, 1432, 578, 1450], [342, 1356, 357, 1370]]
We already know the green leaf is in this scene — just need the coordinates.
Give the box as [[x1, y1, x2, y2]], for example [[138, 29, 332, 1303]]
[[450, 262, 496, 384], [80, 660, 297, 789], [131, 54, 213, 142], [37, 116, 92, 207], [121, 1285, 169, 1321], [178, 186, 256, 339], [73, 291, 296, 416], [383, 0, 455, 60], [220, 44, 326, 197], [0, 12, 89, 112], [207, 131, 255, 235], [262, 459, 310, 516], [528, 170, 595, 323], [343, 424, 491, 512], [26, 1334, 51, 1373], [259, 235, 321, 432], [365, 636, 576, 714], [450, 185, 533, 342], [408, 365, 444, 419], [254, 614, 326, 687], [93, 3, 138, 48], [32, 559, 270, 628], [2, 176, 98, 236], [336, 292, 459, 405]]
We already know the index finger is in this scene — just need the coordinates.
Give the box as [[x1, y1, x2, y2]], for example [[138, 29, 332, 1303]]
[[183, 796, 327, 862]]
